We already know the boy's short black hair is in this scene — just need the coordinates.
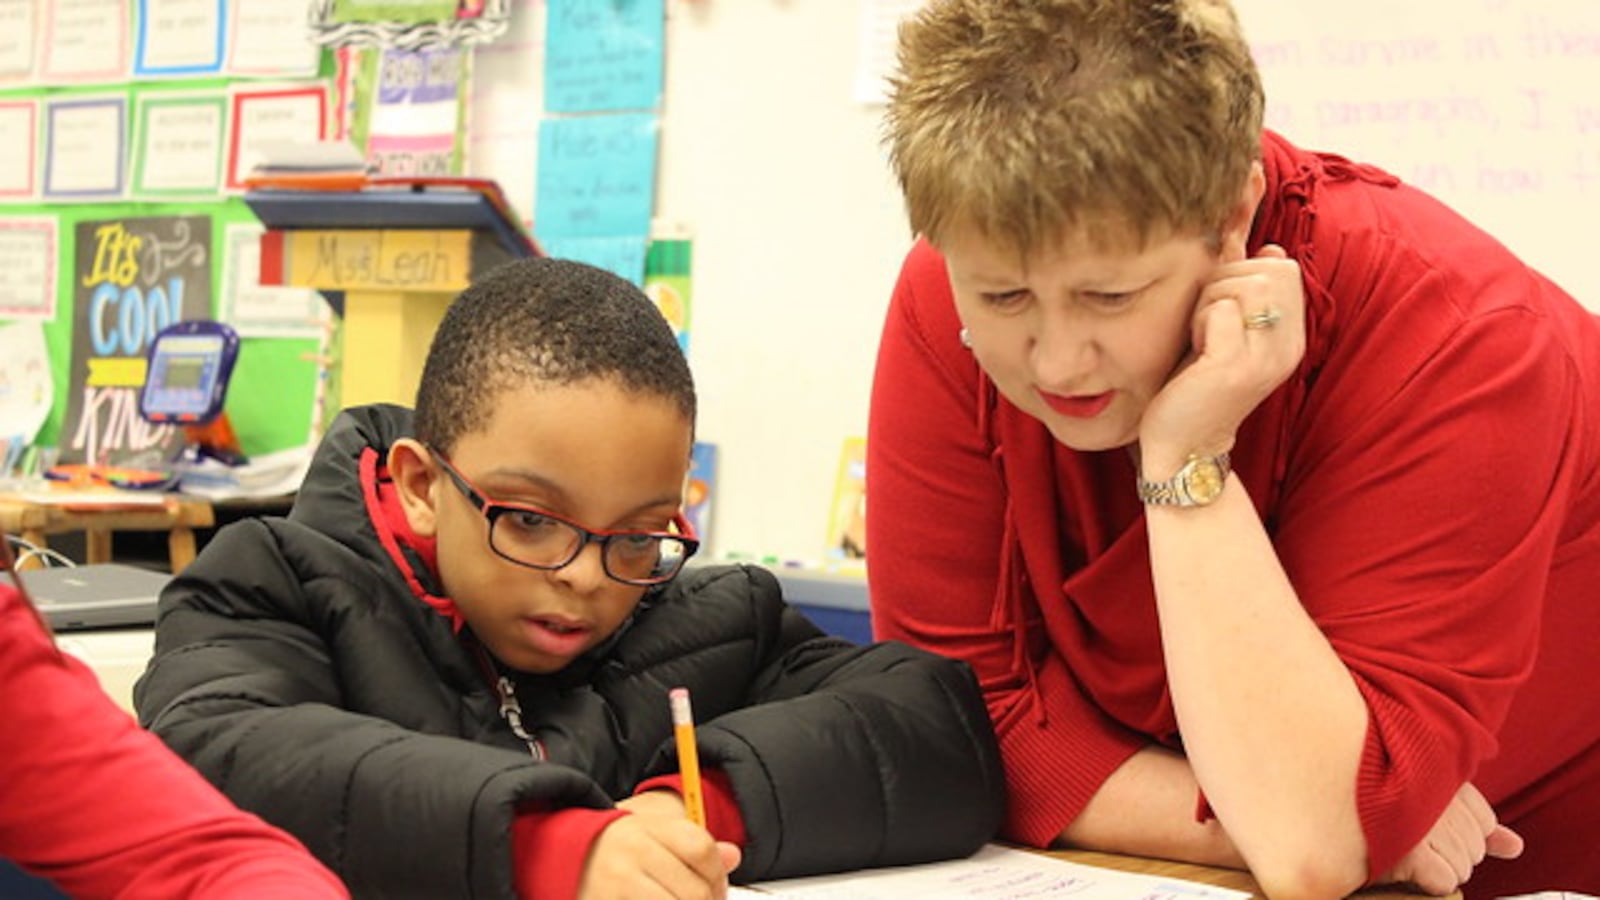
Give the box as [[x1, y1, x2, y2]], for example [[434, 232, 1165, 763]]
[[414, 257, 696, 453]]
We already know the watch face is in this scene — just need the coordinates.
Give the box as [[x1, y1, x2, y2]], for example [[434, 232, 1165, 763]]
[[1182, 458, 1226, 504]]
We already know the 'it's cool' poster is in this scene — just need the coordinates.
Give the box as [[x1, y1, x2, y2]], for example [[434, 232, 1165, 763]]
[[62, 216, 211, 468]]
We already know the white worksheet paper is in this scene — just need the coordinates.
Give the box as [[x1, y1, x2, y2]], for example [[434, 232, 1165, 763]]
[[738, 844, 1251, 900]]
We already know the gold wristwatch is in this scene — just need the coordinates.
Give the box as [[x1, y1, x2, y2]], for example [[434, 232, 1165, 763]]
[[1136, 452, 1232, 507]]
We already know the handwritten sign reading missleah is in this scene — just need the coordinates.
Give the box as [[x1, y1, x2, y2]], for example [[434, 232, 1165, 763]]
[[262, 229, 473, 293]]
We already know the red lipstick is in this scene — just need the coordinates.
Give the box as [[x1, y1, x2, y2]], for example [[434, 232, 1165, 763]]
[[1039, 390, 1113, 419]]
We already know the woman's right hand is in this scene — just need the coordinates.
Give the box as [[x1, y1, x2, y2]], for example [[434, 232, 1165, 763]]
[[1379, 783, 1524, 895], [580, 813, 741, 900], [1137, 244, 1306, 471]]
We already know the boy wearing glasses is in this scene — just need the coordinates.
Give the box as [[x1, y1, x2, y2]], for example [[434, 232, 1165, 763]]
[[134, 258, 1004, 899]]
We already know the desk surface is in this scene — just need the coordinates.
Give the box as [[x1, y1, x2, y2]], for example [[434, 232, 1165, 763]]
[[1048, 848, 1455, 900]]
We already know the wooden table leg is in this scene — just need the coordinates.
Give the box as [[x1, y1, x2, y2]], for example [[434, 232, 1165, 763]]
[[85, 529, 113, 564], [168, 526, 197, 573], [17, 528, 48, 570]]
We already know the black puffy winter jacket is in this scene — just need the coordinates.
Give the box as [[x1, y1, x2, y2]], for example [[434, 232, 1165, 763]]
[[135, 405, 1005, 899]]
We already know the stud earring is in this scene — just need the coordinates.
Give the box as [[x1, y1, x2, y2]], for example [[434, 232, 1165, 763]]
[[958, 327, 972, 349]]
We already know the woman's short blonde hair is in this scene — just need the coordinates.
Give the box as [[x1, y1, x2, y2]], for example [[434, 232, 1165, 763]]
[[885, 0, 1264, 255]]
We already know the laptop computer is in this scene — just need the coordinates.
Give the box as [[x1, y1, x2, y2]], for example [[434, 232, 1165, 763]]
[[19, 563, 173, 631]]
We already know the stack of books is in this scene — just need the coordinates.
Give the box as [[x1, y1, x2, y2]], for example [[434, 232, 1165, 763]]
[[243, 140, 374, 192], [242, 140, 539, 259]]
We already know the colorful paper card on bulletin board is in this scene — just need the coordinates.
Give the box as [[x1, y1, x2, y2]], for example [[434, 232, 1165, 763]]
[[534, 111, 657, 285], [228, 0, 322, 76], [224, 83, 329, 190], [644, 236, 690, 353], [43, 95, 129, 202], [0, 100, 38, 199], [0, 320, 54, 444], [0, 2, 37, 85], [544, 0, 664, 113], [540, 234, 647, 287], [535, 112, 659, 238], [40, 0, 132, 85], [132, 91, 228, 198], [134, 0, 226, 79], [307, 0, 509, 49], [346, 45, 467, 177], [0, 217, 58, 321]]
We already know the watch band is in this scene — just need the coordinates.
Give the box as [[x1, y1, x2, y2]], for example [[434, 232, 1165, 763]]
[[1136, 452, 1232, 507], [1136, 477, 1189, 506]]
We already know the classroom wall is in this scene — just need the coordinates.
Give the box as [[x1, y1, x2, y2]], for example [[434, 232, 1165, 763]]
[[656, 3, 912, 565], [485, 0, 1600, 567], [473, 1, 910, 566]]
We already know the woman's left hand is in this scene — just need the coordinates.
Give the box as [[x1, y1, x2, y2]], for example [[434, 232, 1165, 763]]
[[1138, 244, 1307, 466], [1379, 782, 1524, 895]]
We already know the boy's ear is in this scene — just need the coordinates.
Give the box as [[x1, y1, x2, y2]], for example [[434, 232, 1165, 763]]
[[388, 438, 440, 538], [1219, 160, 1267, 263]]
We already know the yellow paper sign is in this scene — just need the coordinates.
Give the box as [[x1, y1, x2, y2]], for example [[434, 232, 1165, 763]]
[[279, 230, 473, 292]]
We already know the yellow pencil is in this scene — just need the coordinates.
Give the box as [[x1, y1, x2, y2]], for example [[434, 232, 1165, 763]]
[[669, 686, 707, 828]]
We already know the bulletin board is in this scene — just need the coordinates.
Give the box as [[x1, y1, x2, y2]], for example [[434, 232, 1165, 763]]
[[0, 0, 333, 467]]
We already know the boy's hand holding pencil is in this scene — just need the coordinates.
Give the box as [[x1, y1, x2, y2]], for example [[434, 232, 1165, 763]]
[[582, 687, 738, 897], [582, 810, 738, 899]]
